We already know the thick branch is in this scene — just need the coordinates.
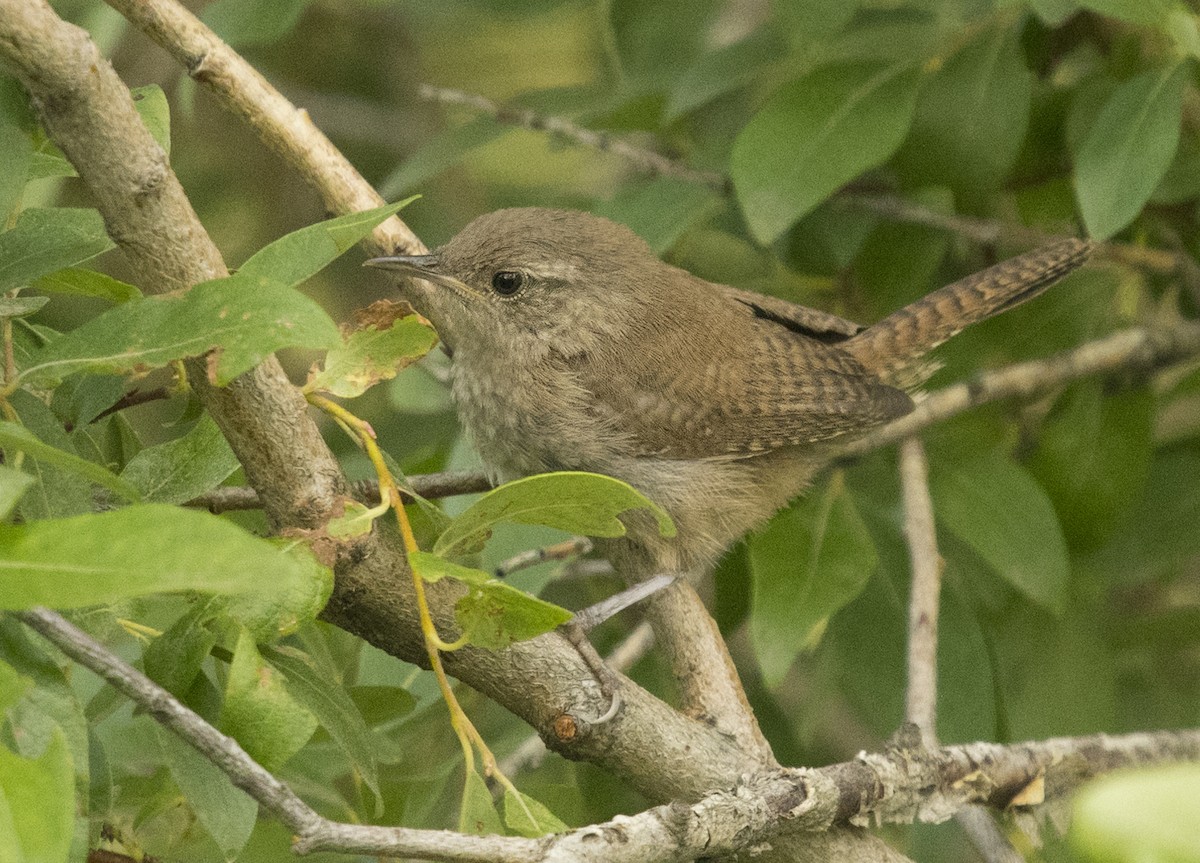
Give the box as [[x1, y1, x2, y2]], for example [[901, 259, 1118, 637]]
[[0, 0, 343, 530], [104, 0, 423, 256], [21, 607, 1200, 863]]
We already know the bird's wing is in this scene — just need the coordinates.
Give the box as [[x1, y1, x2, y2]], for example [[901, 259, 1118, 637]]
[[575, 293, 913, 460], [717, 284, 865, 343]]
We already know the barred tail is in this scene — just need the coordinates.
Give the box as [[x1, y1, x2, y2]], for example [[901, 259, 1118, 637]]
[[846, 238, 1093, 386]]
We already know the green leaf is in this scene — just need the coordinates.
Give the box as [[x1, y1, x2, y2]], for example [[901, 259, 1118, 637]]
[[1073, 764, 1200, 863], [0, 504, 323, 609], [221, 628, 317, 772], [433, 472, 674, 558], [1074, 63, 1188, 240], [378, 119, 506, 199], [731, 62, 921, 244], [930, 451, 1069, 613], [1029, 384, 1154, 549], [410, 551, 573, 649], [202, 0, 313, 47], [33, 267, 142, 304], [221, 541, 334, 641], [0, 76, 34, 224], [0, 659, 31, 715], [748, 475, 878, 687], [155, 724, 256, 861], [305, 304, 438, 398], [325, 499, 382, 539], [502, 786, 567, 837], [0, 465, 35, 521], [459, 763, 504, 836], [237, 198, 418, 291], [142, 601, 220, 698], [260, 644, 380, 801], [0, 421, 141, 502], [664, 25, 788, 120], [21, 273, 340, 387], [120, 414, 240, 504], [608, 0, 718, 88], [131, 85, 171, 156], [895, 22, 1032, 193], [0, 295, 48, 318], [594, 176, 722, 255], [7, 391, 92, 520], [0, 208, 114, 293], [1075, 0, 1176, 28], [0, 729, 74, 863]]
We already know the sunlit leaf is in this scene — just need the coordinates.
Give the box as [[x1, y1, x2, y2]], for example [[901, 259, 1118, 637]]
[[305, 301, 438, 398], [459, 762, 504, 836], [0, 505, 322, 609], [1073, 764, 1200, 863], [0, 466, 35, 521], [433, 472, 674, 558], [21, 273, 340, 387], [410, 551, 573, 649], [0, 729, 74, 863], [502, 786, 568, 837], [237, 197, 419, 290]]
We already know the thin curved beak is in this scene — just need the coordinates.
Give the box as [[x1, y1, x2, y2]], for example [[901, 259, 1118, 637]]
[[364, 253, 478, 300]]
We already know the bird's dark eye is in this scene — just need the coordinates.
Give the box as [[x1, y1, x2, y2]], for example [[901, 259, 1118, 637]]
[[491, 270, 525, 296]]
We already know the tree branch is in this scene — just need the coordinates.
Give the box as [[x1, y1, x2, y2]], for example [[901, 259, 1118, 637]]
[[20, 607, 1200, 863], [840, 322, 1200, 459], [185, 471, 493, 512], [0, 0, 343, 531], [899, 438, 941, 746], [412, 84, 1187, 280]]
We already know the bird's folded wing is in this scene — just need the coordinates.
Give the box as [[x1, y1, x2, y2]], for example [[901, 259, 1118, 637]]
[[578, 322, 914, 460]]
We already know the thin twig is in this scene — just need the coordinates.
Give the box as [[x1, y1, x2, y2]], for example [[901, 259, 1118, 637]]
[[899, 438, 941, 746], [898, 439, 1025, 863], [416, 84, 1186, 279], [418, 84, 730, 192], [185, 471, 493, 512], [16, 607, 537, 863], [495, 537, 594, 578], [841, 322, 1200, 459]]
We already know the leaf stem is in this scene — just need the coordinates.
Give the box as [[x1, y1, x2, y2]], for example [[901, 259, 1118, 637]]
[[305, 392, 519, 820]]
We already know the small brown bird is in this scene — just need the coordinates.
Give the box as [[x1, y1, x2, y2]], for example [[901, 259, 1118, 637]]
[[367, 208, 1090, 583]]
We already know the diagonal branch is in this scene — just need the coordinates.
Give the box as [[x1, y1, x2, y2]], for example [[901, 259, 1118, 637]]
[[840, 322, 1200, 459], [0, 0, 343, 531]]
